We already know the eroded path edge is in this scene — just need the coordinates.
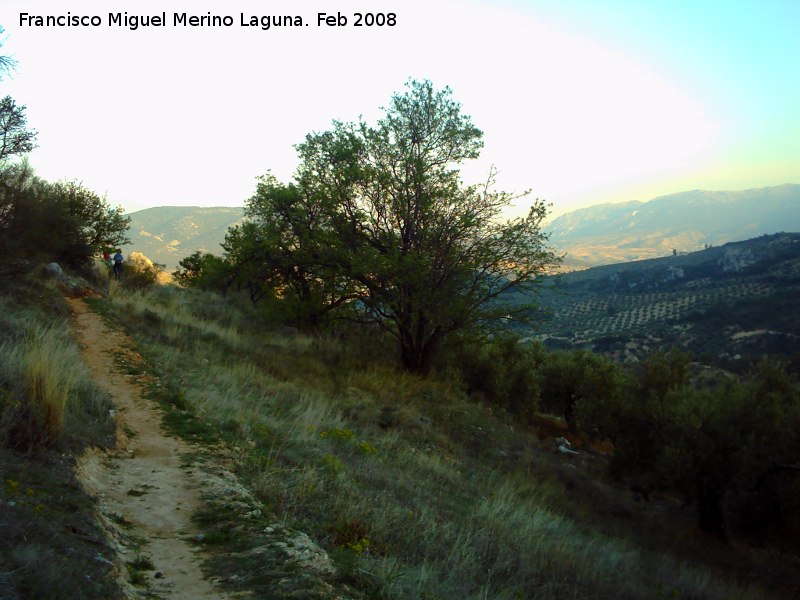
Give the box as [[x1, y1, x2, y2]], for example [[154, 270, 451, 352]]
[[68, 297, 230, 600]]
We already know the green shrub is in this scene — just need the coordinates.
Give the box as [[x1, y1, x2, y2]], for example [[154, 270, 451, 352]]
[[582, 352, 800, 542], [445, 336, 543, 424], [538, 349, 628, 432], [0, 165, 129, 272], [173, 251, 233, 293]]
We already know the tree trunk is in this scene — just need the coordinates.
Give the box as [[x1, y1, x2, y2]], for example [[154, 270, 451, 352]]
[[400, 330, 442, 377]]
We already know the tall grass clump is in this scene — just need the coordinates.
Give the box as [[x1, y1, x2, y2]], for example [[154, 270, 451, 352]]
[[0, 275, 122, 599], [1, 327, 76, 448], [22, 328, 76, 445], [0, 288, 112, 451]]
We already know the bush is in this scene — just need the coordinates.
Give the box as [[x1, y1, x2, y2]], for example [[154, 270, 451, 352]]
[[582, 352, 800, 542], [538, 350, 629, 433], [119, 252, 164, 290], [173, 251, 233, 293], [445, 336, 544, 424], [0, 165, 129, 273]]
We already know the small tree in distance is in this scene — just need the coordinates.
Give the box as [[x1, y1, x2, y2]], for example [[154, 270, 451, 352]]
[[242, 80, 560, 374], [0, 96, 37, 165], [0, 28, 37, 167]]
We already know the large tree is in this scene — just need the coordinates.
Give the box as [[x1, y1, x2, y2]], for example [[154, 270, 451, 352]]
[[237, 174, 357, 325], [246, 80, 560, 373], [0, 30, 123, 272]]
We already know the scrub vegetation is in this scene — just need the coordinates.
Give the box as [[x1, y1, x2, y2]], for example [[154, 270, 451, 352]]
[[0, 276, 120, 600], [91, 281, 799, 599], [1, 74, 798, 598]]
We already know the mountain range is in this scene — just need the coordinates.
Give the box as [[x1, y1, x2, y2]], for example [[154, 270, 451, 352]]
[[123, 206, 245, 270], [123, 184, 799, 270], [548, 184, 800, 268]]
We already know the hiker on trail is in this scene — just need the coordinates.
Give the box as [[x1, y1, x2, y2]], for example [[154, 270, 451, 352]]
[[112, 250, 124, 280], [103, 251, 113, 274]]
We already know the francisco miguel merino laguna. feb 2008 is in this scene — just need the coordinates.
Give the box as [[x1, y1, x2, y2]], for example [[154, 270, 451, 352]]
[[18, 11, 397, 30]]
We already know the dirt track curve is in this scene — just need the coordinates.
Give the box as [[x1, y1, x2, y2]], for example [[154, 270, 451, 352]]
[[68, 297, 231, 599]]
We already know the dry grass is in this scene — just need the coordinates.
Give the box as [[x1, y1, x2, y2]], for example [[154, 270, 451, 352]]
[[101, 284, 784, 599], [0, 275, 114, 451], [0, 320, 99, 449], [19, 327, 77, 444], [0, 276, 120, 599]]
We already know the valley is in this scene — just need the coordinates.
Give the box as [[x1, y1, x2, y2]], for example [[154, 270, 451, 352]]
[[524, 232, 800, 365]]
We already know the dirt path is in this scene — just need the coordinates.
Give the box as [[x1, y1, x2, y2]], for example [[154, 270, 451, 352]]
[[68, 298, 232, 599]]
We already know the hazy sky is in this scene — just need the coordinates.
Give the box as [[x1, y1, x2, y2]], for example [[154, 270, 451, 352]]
[[1, 0, 798, 217]]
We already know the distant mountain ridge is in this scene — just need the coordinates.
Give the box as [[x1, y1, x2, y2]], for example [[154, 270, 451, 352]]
[[549, 184, 800, 267], [124, 185, 799, 271], [124, 206, 245, 270]]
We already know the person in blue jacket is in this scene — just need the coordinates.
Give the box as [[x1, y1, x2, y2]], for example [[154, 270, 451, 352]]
[[112, 250, 124, 280]]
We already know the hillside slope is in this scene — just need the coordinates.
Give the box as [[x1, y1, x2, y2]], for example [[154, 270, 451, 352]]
[[124, 206, 245, 270], [549, 184, 800, 267], [100, 283, 799, 599], [525, 232, 800, 363]]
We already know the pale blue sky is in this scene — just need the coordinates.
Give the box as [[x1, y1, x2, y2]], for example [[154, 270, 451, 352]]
[[1, 0, 797, 217], [523, 0, 800, 146]]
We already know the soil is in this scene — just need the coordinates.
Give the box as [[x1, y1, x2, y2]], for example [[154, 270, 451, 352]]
[[67, 297, 232, 599]]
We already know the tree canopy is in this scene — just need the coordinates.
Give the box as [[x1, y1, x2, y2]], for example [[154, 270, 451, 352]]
[[0, 96, 37, 165], [0, 29, 37, 166], [0, 32, 126, 274], [0, 164, 130, 273], [224, 80, 560, 373]]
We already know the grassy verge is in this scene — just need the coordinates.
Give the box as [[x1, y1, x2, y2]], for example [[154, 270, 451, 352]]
[[96, 283, 793, 599], [0, 275, 121, 600]]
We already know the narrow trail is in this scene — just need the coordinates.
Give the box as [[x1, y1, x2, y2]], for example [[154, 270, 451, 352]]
[[67, 298, 231, 599]]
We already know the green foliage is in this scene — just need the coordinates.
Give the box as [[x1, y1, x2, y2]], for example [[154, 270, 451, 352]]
[[225, 80, 560, 372], [173, 250, 232, 292], [575, 351, 800, 542], [0, 95, 37, 163], [102, 281, 798, 598], [0, 38, 125, 275], [638, 348, 691, 406], [448, 336, 544, 423], [221, 222, 276, 305], [0, 164, 130, 272], [0, 37, 126, 276], [127, 553, 155, 585], [230, 175, 358, 328], [537, 349, 629, 433]]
